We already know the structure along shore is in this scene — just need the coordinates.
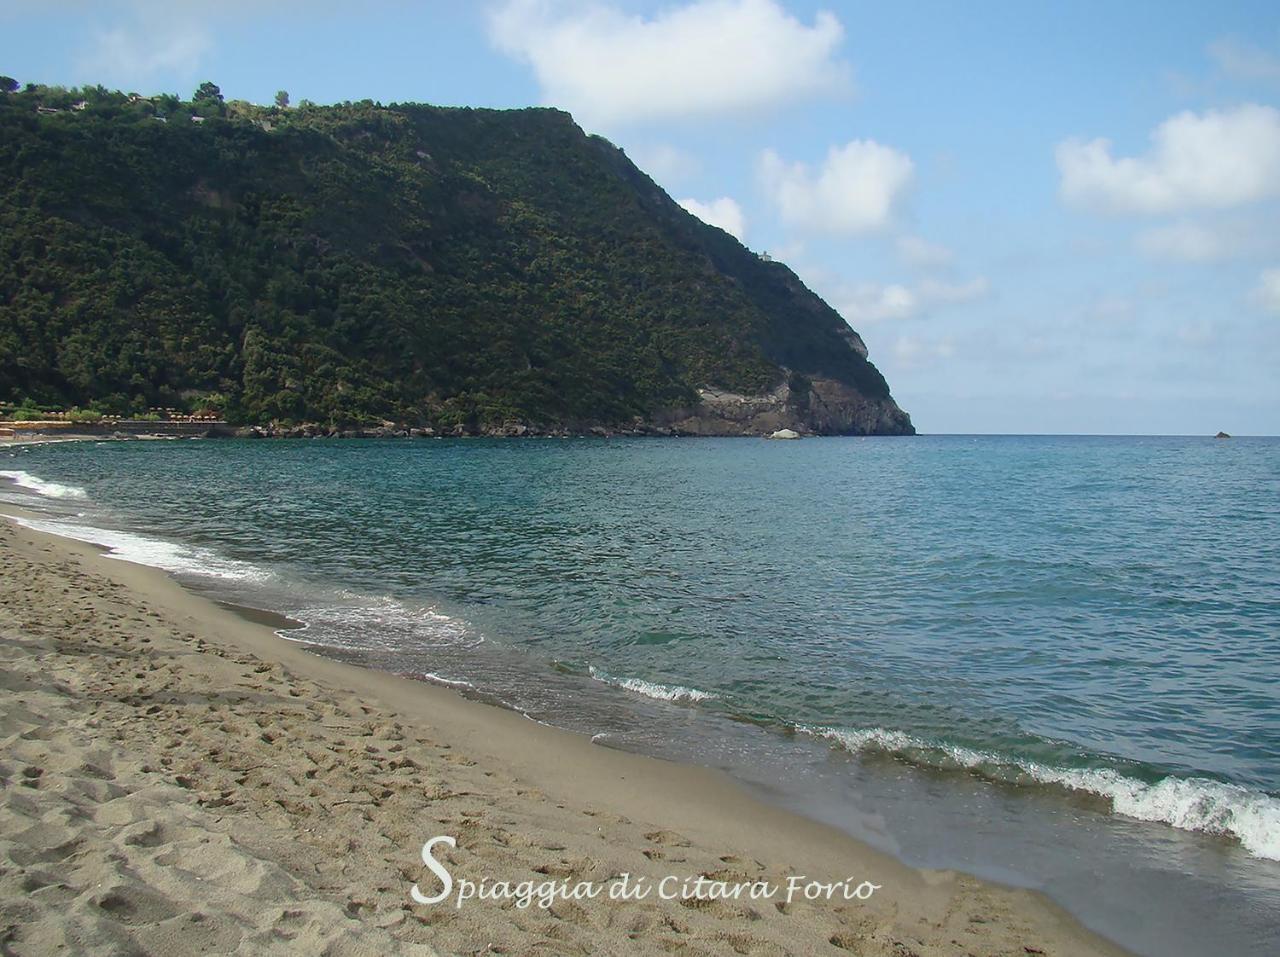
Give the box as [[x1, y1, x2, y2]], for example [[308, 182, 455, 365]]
[[0, 514, 1127, 956]]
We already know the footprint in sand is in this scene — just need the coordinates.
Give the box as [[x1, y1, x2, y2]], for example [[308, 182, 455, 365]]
[[92, 885, 183, 927], [643, 829, 692, 847]]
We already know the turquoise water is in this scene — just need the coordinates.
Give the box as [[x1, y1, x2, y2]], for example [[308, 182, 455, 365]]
[[4, 435, 1279, 953]]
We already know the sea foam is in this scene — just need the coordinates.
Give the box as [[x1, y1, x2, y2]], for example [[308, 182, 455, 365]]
[[0, 469, 88, 499], [804, 725, 1280, 861], [9, 515, 271, 583], [420, 672, 475, 689], [588, 666, 715, 703], [282, 593, 481, 652]]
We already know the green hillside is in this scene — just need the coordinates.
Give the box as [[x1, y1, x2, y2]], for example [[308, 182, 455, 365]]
[[0, 81, 913, 435]]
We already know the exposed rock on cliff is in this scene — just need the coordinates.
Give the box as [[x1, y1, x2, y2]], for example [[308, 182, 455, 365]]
[[658, 377, 911, 436]]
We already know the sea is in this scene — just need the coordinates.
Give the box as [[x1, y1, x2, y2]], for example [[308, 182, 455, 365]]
[[2, 435, 1277, 955]]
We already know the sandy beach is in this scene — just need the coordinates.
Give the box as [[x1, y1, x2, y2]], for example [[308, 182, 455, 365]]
[[0, 514, 1126, 956]]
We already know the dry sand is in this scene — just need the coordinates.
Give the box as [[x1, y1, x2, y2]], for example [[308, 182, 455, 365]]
[[0, 516, 1127, 956]]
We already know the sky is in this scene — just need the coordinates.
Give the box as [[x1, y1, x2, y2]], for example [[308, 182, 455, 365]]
[[3, 0, 1279, 434]]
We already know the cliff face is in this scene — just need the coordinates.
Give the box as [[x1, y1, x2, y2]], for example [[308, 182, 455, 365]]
[[0, 87, 913, 435], [656, 378, 912, 437]]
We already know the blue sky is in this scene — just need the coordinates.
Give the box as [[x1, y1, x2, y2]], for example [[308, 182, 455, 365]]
[[3, 1, 1279, 434]]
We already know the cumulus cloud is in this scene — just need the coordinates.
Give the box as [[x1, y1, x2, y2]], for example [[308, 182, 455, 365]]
[[911, 276, 989, 308], [1209, 39, 1280, 82], [834, 276, 989, 324], [1136, 222, 1232, 261], [1256, 267, 1280, 315], [1056, 104, 1280, 214], [79, 15, 212, 85], [837, 283, 917, 323], [629, 143, 700, 185], [891, 335, 955, 369], [759, 140, 914, 234], [677, 196, 746, 240], [1134, 215, 1280, 262], [896, 235, 953, 267], [487, 0, 850, 128]]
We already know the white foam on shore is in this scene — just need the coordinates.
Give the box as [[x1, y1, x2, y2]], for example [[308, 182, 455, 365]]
[[420, 672, 475, 689], [803, 725, 1280, 861], [9, 515, 271, 583], [0, 469, 88, 499], [588, 666, 715, 703], [281, 593, 482, 651]]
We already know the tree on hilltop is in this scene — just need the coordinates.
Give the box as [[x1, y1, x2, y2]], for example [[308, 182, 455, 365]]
[[194, 81, 223, 104], [274, 90, 289, 109], [0, 77, 17, 94]]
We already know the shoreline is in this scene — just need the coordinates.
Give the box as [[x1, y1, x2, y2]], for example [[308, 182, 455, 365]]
[[0, 511, 1128, 955], [1, 419, 917, 441]]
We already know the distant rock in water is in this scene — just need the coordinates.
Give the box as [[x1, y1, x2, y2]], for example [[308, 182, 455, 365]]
[[767, 428, 801, 440], [0, 86, 913, 437], [1216, 432, 1231, 439]]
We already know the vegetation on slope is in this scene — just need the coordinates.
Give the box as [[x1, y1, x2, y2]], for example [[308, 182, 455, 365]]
[[0, 79, 909, 433]]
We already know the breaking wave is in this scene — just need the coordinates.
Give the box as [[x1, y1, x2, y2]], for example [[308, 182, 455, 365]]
[[588, 666, 716, 703], [419, 672, 475, 689], [7, 515, 271, 583], [0, 469, 88, 499], [803, 725, 1280, 861]]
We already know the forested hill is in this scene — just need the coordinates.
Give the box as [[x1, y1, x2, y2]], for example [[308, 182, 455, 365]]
[[0, 82, 914, 436]]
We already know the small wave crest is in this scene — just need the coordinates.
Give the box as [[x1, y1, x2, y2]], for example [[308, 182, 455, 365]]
[[588, 666, 715, 703], [8, 515, 271, 583], [0, 469, 88, 499], [420, 672, 475, 689], [803, 725, 1280, 860]]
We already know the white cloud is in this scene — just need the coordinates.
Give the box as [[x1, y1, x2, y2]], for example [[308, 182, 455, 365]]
[[75, 2, 213, 86], [487, 0, 850, 128], [837, 282, 917, 323], [834, 276, 989, 324], [896, 235, 953, 267], [919, 277, 990, 306], [81, 25, 212, 85], [629, 143, 700, 185], [1056, 104, 1280, 214], [891, 334, 955, 369], [759, 140, 914, 234], [1136, 222, 1231, 261], [766, 239, 807, 265], [1209, 39, 1280, 82], [677, 196, 746, 240], [1255, 267, 1280, 315], [1136, 216, 1280, 262]]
